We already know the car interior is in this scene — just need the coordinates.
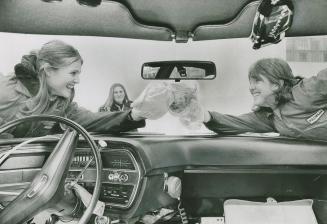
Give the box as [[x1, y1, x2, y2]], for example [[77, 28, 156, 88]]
[[1, 0, 327, 224]]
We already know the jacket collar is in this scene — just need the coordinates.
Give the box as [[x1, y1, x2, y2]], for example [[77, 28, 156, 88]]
[[13, 76, 32, 98]]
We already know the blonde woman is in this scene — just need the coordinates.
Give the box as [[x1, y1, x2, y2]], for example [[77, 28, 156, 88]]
[[0, 40, 147, 137]]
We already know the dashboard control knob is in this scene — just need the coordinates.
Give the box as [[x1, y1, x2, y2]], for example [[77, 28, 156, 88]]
[[94, 216, 110, 224], [113, 172, 120, 181], [120, 173, 129, 182], [108, 173, 115, 181]]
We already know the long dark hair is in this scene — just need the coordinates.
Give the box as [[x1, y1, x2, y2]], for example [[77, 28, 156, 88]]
[[248, 58, 302, 106], [101, 83, 131, 111]]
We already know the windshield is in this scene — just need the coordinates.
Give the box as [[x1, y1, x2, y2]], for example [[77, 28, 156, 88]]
[[1, 33, 326, 135]]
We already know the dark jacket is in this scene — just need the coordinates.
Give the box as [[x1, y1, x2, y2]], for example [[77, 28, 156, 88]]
[[204, 68, 327, 141], [98, 101, 132, 112]]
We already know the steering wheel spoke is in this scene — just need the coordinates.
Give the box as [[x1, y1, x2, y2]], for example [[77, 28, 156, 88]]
[[0, 115, 102, 224], [0, 129, 78, 224]]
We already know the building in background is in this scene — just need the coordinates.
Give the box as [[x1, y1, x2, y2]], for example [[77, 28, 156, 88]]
[[287, 37, 327, 62]]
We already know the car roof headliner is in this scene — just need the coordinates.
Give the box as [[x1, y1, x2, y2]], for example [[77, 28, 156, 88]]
[[0, 0, 326, 42]]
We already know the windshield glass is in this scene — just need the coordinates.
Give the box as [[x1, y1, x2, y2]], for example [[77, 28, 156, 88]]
[[1, 33, 326, 135]]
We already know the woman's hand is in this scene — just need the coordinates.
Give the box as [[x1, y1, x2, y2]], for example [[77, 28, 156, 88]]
[[176, 99, 206, 129], [130, 109, 145, 121], [166, 81, 211, 129], [131, 82, 173, 120]]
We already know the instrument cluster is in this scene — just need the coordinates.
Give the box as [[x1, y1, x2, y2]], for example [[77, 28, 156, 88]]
[[69, 144, 141, 209]]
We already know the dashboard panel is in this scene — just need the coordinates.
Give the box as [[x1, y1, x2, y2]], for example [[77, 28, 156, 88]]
[[68, 145, 141, 209], [2, 135, 327, 222]]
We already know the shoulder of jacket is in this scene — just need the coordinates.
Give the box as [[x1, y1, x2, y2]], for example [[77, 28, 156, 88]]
[[294, 70, 326, 94], [0, 75, 26, 101], [317, 68, 327, 78]]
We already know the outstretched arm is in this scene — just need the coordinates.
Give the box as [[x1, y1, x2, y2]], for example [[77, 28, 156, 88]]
[[204, 110, 276, 135], [66, 103, 145, 133]]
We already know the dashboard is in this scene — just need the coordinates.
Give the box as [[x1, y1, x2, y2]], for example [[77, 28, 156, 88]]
[[69, 145, 141, 209], [2, 135, 327, 222]]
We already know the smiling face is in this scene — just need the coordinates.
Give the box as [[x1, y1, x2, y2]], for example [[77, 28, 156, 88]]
[[113, 86, 126, 104], [45, 60, 82, 98], [249, 74, 279, 109]]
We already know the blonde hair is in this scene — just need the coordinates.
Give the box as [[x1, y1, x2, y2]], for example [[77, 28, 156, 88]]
[[18, 40, 82, 116]]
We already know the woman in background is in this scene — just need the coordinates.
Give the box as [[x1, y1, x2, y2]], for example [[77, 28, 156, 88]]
[[99, 83, 132, 112]]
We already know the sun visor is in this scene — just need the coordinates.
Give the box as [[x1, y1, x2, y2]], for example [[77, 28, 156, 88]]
[[192, 2, 259, 41], [0, 0, 173, 41], [192, 0, 327, 42]]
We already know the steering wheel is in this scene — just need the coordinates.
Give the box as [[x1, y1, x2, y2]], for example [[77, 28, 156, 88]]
[[0, 115, 102, 224]]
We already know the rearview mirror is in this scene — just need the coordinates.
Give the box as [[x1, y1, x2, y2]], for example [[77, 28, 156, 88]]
[[141, 61, 216, 80]]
